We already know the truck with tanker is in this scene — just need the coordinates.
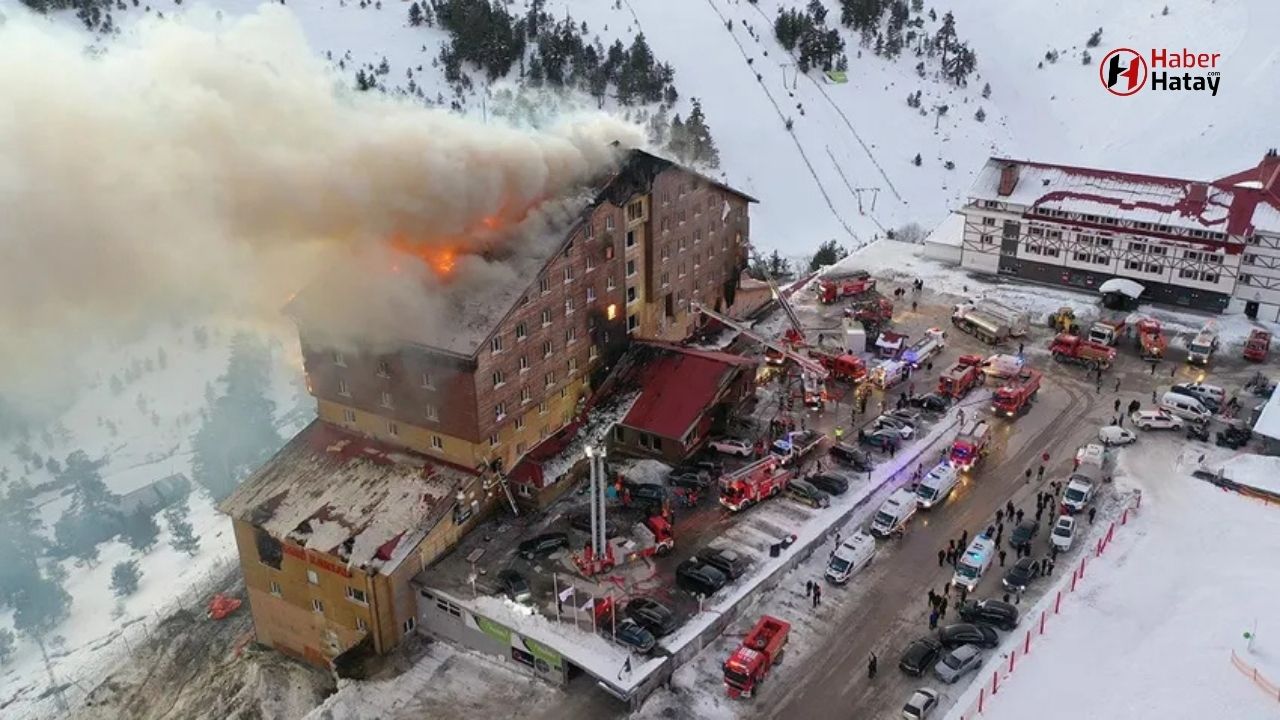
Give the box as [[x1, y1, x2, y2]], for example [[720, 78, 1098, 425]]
[[951, 302, 1012, 345], [723, 615, 791, 698]]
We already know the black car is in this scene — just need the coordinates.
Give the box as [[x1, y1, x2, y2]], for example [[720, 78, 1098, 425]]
[[807, 473, 850, 496], [1001, 557, 1037, 592], [496, 569, 532, 604], [1216, 425, 1252, 449], [829, 442, 874, 471], [676, 558, 729, 597], [687, 459, 724, 477], [623, 481, 669, 508], [898, 637, 943, 676], [860, 428, 900, 451], [611, 619, 656, 654], [938, 623, 1000, 650], [625, 597, 678, 637], [698, 547, 750, 580], [518, 532, 569, 560], [568, 512, 620, 538], [909, 393, 952, 413], [1010, 519, 1039, 550], [667, 471, 712, 490], [958, 599, 1019, 631]]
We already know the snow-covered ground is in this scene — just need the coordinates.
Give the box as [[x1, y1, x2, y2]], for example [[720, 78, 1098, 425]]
[[943, 437, 1280, 720], [0, 319, 309, 720]]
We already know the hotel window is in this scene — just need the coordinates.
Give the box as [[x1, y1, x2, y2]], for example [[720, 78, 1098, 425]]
[[661, 217, 670, 234], [376, 360, 390, 377], [678, 209, 687, 224], [589, 344, 599, 360], [627, 286, 638, 304], [520, 387, 532, 404], [346, 587, 368, 605], [679, 236, 688, 251], [607, 275, 617, 290], [515, 416, 525, 430], [626, 259, 637, 277], [270, 581, 282, 596], [338, 378, 350, 397], [565, 297, 576, 314], [627, 314, 639, 333], [492, 370, 505, 388], [564, 266, 574, 283], [694, 252, 701, 268], [587, 287, 597, 303], [357, 617, 368, 631], [516, 322, 527, 340], [584, 222, 594, 239], [586, 254, 597, 271], [543, 340, 553, 358], [312, 599, 324, 614], [332, 351, 346, 367], [661, 272, 670, 287], [694, 229, 703, 244], [626, 200, 643, 222], [538, 401, 548, 415], [544, 371, 555, 388], [518, 355, 529, 372], [625, 230, 637, 248], [661, 244, 671, 261], [980, 234, 993, 245], [494, 402, 507, 421], [388, 421, 399, 436], [425, 404, 439, 421], [1125, 260, 1143, 271], [517, 441, 527, 455], [1244, 254, 1257, 265], [421, 371, 434, 389], [343, 409, 357, 423], [982, 216, 996, 226], [431, 435, 443, 450], [539, 276, 551, 294], [541, 309, 552, 326], [568, 357, 579, 375], [662, 190, 671, 205], [562, 239, 574, 257], [1241, 273, 1253, 286], [307, 570, 319, 585], [566, 327, 577, 344], [403, 617, 416, 634], [489, 433, 500, 447], [380, 391, 394, 409], [490, 335, 503, 353], [605, 216, 615, 231]]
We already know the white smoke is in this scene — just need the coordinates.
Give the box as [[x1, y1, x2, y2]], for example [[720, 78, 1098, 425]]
[[0, 5, 642, 412]]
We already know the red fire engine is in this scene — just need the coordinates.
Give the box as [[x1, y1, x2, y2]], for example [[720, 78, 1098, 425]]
[[723, 615, 791, 698], [852, 297, 894, 324], [991, 368, 1042, 417], [949, 420, 991, 472], [718, 457, 794, 512], [1135, 318, 1167, 360], [810, 349, 867, 383], [937, 355, 984, 399], [1049, 334, 1117, 369], [818, 270, 876, 304], [1244, 329, 1271, 362]]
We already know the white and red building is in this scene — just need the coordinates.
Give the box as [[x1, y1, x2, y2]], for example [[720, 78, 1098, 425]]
[[958, 151, 1280, 320]]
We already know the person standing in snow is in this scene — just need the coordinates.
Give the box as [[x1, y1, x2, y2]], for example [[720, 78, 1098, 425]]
[[1088, 507, 1097, 525], [812, 584, 822, 608], [868, 653, 878, 679], [929, 608, 940, 629], [998, 549, 1007, 567], [938, 549, 946, 567], [1114, 377, 1121, 393]]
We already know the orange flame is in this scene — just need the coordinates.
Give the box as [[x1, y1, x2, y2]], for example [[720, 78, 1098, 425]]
[[385, 209, 524, 279]]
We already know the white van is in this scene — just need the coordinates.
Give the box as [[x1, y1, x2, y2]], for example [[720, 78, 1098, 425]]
[[870, 489, 918, 538], [1159, 391, 1211, 424], [1075, 443, 1107, 471], [1186, 329, 1219, 365], [1061, 478, 1094, 514], [952, 535, 996, 592], [825, 532, 877, 585], [915, 463, 959, 509], [983, 354, 1024, 379], [1173, 382, 1226, 408]]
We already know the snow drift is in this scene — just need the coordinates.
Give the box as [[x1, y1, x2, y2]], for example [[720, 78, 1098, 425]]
[[0, 4, 640, 410]]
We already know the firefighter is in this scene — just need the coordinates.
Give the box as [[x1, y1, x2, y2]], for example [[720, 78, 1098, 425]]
[[834, 426, 845, 442]]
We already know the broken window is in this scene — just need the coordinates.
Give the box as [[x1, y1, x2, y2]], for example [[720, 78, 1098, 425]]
[[255, 529, 283, 570]]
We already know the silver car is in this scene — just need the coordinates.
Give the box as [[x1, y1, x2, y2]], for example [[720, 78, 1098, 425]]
[[933, 644, 983, 684], [902, 687, 940, 719]]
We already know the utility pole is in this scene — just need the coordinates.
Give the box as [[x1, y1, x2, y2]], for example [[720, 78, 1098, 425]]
[[852, 188, 881, 214]]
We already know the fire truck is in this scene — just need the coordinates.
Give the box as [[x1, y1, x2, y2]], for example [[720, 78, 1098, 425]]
[[818, 270, 876, 304], [1135, 318, 1167, 360], [991, 368, 1042, 417], [575, 516, 674, 575], [1049, 334, 1117, 369], [723, 615, 791, 698], [949, 420, 991, 472], [852, 297, 894, 324], [771, 430, 824, 466], [901, 327, 946, 368], [810, 349, 867, 383], [719, 457, 795, 512], [1244, 329, 1271, 362], [937, 355, 984, 399]]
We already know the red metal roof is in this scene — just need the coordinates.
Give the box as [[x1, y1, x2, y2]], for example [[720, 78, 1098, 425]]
[[620, 343, 756, 440]]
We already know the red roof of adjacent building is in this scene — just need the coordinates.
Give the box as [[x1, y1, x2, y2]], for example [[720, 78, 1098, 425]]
[[620, 342, 757, 441]]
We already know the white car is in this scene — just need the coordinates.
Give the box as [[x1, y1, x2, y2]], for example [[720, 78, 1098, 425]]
[[902, 687, 940, 719], [1050, 515, 1076, 552], [1098, 425, 1136, 447], [709, 438, 753, 457], [1132, 410, 1184, 431]]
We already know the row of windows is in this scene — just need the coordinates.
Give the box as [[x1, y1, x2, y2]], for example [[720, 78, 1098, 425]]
[[266, 574, 370, 629], [495, 280, 616, 355], [1072, 251, 1110, 266]]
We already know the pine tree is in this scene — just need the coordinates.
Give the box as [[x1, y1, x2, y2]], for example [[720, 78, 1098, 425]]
[[912, 153, 923, 166], [684, 99, 720, 168], [982, 82, 991, 99], [111, 560, 141, 597], [667, 114, 690, 162], [165, 503, 200, 556], [809, 239, 849, 271], [0, 628, 14, 665], [408, 1, 422, 26], [121, 507, 161, 552], [1082, 50, 1092, 65], [1086, 27, 1103, 48], [974, 107, 986, 122]]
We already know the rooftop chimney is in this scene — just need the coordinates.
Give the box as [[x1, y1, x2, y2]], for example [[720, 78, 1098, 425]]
[[997, 162, 1020, 196], [1187, 182, 1208, 209]]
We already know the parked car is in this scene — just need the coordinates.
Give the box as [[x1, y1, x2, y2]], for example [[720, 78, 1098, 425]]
[[1009, 519, 1039, 550], [937, 623, 999, 650], [1132, 410, 1184, 431], [1098, 425, 1136, 447], [909, 393, 951, 413], [888, 408, 923, 425], [807, 473, 850, 496], [861, 428, 901, 451], [933, 644, 984, 684], [1171, 382, 1225, 412], [1002, 557, 1037, 592], [518, 532, 569, 560], [901, 687, 940, 720], [611, 618, 656, 654], [667, 471, 712, 490], [687, 459, 724, 477], [957, 599, 1019, 631], [874, 414, 916, 439], [1050, 515, 1076, 552], [830, 442, 874, 470], [676, 558, 728, 597], [709, 438, 754, 457], [898, 637, 944, 676], [568, 512, 620, 538], [625, 597, 678, 637], [786, 479, 831, 508], [622, 480, 669, 507], [698, 547, 750, 580], [496, 569, 532, 604]]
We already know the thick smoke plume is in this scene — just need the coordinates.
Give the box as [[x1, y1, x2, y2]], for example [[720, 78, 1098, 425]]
[[0, 5, 641, 410]]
